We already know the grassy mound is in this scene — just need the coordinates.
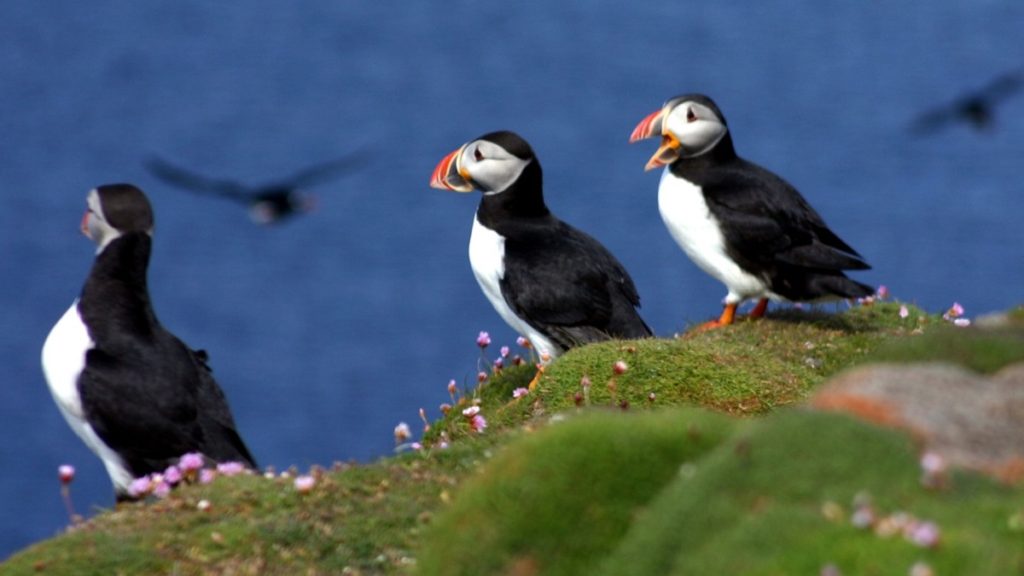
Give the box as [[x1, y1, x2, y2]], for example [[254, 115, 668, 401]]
[[5, 302, 1023, 575]]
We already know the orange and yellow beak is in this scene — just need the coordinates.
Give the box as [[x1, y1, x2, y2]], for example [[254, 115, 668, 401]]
[[630, 107, 681, 171], [429, 145, 475, 192]]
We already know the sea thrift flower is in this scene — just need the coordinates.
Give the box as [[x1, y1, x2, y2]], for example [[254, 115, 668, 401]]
[[462, 405, 480, 417], [540, 352, 551, 363], [493, 357, 504, 370], [477, 371, 488, 383], [953, 318, 971, 327], [394, 422, 411, 444], [469, 414, 488, 433], [647, 392, 657, 403], [476, 331, 491, 349], [58, 465, 75, 485], [517, 336, 531, 349], [876, 285, 889, 300], [500, 346, 510, 358], [440, 403, 452, 415], [199, 469, 217, 485], [294, 475, 316, 494], [163, 465, 182, 486], [153, 481, 172, 499], [512, 387, 529, 399], [899, 304, 909, 319], [613, 360, 628, 375], [197, 499, 211, 512], [907, 521, 941, 548], [909, 562, 934, 576], [179, 452, 204, 473], [129, 476, 152, 498], [217, 462, 246, 476]]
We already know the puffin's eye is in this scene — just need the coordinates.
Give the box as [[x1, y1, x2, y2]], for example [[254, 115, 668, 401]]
[[474, 147, 484, 161], [686, 107, 697, 123]]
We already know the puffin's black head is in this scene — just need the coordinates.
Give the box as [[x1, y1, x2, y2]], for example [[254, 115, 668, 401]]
[[82, 184, 154, 252], [629, 93, 730, 170], [429, 130, 537, 195]]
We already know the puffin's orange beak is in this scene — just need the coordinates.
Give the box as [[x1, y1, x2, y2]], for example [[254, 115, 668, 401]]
[[80, 211, 91, 238], [630, 108, 681, 171], [429, 145, 474, 192]]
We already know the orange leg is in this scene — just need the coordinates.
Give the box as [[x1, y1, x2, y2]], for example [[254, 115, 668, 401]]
[[527, 364, 546, 391], [697, 303, 738, 331], [749, 298, 769, 319]]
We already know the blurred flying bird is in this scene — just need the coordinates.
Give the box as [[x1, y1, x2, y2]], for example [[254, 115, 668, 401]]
[[910, 69, 1023, 135], [145, 150, 368, 224]]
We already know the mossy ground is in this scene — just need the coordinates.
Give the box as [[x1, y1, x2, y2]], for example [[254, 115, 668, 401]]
[[5, 302, 1024, 575]]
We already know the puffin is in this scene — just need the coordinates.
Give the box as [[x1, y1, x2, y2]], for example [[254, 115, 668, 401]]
[[145, 151, 367, 225], [910, 68, 1023, 135], [630, 94, 873, 327], [41, 184, 256, 500], [430, 131, 652, 366]]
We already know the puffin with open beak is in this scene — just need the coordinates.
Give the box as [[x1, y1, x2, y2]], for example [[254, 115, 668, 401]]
[[430, 130, 651, 377], [630, 94, 872, 328]]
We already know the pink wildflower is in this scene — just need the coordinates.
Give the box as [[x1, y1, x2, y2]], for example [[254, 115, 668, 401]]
[[128, 476, 152, 498], [216, 462, 246, 476], [899, 304, 909, 319], [294, 475, 316, 494], [394, 422, 411, 444], [163, 465, 183, 485], [613, 360, 628, 375], [907, 521, 941, 548], [953, 318, 971, 327], [493, 357, 504, 370], [477, 371, 488, 383], [199, 469, 217, 484], [500, 346, 510, 358], [476, 331, 491, 348], [462, 405, 480, 417], [153, 481, 171, 499], [876, 285, 889, 299], [197, 499, 211, 512], [517, 336, 531, 349], [469, 414, 488, 433], [447, 379, 457, 396], [179, 452, 204, 472], [512, 387, 529, 399], [58, 465, 75, 485]]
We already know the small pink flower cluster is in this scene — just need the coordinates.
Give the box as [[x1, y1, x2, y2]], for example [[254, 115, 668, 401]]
[[859, 285, 890, 306], [127, 453, 248, 499], [919, 451, 948, 489], [847, 492, 941, 548], [462, 405, 487, 433], [942, 301, 970, 327]]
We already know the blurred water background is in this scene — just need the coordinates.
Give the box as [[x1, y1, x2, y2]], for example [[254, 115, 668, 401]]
[[1, 1, 1021, 558]]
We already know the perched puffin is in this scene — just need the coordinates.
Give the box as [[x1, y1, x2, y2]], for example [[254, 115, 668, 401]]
[[430, 131, 652, 364], [630, 94, 873, 327], [145, 151, 367, 225], [41, 184, 256, 500]]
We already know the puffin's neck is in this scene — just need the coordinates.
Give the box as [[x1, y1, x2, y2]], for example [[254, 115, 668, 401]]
[[79, 232, 159, 340], [475, 161, 550, 230], [670, 131, 739, 177]]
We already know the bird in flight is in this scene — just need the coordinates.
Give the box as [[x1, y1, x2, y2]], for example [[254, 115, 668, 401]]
[[145, 150, 368, 224], [910, 68, 1023, 135]]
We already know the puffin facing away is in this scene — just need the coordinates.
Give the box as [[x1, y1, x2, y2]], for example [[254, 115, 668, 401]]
[[430, 131, 652, 363], [41, 184, 256, 500], [630, 94, 872, 327]]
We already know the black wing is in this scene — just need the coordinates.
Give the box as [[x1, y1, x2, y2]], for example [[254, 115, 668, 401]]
[[190, 348, 257, 468], [144, 156, 253, 202], [910, 69, 1023, 134], [500, 218, 651, 350], [704, 160, 870, 274], [272, 148, 371, 190], [78, 337, 205, 476]]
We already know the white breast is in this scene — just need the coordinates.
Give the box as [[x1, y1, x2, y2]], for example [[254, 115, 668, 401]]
[[657, 170, 772, 304], [468, 216, 559, 360], [41, 301, 134, 492]]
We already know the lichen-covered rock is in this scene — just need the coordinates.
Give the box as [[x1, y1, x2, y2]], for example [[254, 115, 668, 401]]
[[811, 362, 1024, 482]]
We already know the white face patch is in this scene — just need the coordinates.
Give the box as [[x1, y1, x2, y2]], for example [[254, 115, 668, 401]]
[[459, 140, 532, 195], [663, 101, 728, 158], [84, 189, 123, 254]]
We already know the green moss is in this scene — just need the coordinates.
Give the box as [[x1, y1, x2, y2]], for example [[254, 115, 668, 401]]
[[417, 409, 736, 576], [6, 303, 1023, 575]]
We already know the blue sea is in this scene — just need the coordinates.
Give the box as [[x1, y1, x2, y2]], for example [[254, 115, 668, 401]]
[[1, 1, 1021, 558]]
